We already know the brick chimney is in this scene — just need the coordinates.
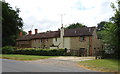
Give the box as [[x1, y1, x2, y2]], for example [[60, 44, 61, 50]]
[[28, 31, 32, 35], [19, 32, 22, 37], [35, 29, 38, 34]]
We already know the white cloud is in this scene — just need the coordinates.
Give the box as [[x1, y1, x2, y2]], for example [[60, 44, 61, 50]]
[[5, 0, 116, 33]]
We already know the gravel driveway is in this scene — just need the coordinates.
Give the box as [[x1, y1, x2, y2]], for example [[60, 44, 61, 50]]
[[24, 56, 95, 68]]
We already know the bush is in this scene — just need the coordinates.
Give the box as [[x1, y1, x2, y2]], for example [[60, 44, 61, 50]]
[[2, 46, 65, 56], [14, 48, 65, 56], [2, 46, 16, 54]]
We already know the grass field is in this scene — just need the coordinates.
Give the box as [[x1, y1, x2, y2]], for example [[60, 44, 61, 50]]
[[78, 59, 119, 72], [0, 54, 57, 61]]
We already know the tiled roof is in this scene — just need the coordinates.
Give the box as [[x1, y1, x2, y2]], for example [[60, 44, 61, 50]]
[[64, 27, 95, 37], [32, 31, 60, 39], [16, 31, 60, 41], [16, 27, 95, 41], [16, 34, 33, 41]]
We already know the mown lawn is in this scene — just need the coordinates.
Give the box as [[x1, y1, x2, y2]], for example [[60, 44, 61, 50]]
[[0, 54, 57, 61], [78, 59, 119, 72]]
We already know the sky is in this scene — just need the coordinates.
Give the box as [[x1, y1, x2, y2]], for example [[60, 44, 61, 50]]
[[5, 0, 116, 34]]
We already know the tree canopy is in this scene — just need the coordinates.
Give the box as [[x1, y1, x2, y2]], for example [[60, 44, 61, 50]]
[[65, 22, 86, 29], [97, 0, 120, 58], [2, 1, 24, 46], [110, 0, 120, 58]]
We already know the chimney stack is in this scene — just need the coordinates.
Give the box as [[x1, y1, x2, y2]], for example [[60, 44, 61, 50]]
[[35, 29, 38, 34], [19, 32, 22, 37], [28, 31, 32, 35]]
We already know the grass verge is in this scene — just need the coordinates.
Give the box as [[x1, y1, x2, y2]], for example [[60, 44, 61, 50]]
[[78, 59, 119, 72], [0, 54, 57, 61]]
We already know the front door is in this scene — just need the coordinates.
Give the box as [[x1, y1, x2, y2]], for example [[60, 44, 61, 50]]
[[79, 48, 86, 56]]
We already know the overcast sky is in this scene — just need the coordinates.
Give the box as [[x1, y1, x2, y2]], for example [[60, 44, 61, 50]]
[[5, 0, 116, 33]]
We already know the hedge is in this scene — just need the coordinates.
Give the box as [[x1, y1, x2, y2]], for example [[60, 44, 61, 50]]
[[14, 48, 65, 56], [2, 46, 16, 54], [2, 46, 65, 56]]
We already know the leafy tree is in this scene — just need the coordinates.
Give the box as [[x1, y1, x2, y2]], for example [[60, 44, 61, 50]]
[[97, 21, 109, 31], [66, 22, 86, 29], [110, 0, 120, 58], [2, 1, 23, 46], [97, 22, 114, 44], [97, 0, 120, 58], [97, 21, 114, 39]]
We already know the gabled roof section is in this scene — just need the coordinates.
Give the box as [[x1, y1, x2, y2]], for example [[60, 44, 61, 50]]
[[32, 31, 60, 39], [16, 27, 96, 41], [16, 31, 60, 41], [64, 27, 95, 37], [16, 34, 33, 41]]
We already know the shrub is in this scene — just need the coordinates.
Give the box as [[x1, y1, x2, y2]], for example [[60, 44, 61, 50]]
[[14, 48, 65, 56], [2, 46, 16, 54]]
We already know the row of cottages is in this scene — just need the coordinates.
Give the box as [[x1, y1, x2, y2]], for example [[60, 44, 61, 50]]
[[16, 27, 102, 56]]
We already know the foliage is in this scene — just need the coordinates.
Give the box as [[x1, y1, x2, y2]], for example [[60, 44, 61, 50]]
[[2, 1, 23, 46], [14, 48, 65, 56], [2, 54, 56, 61], [2, 47, 65, 56], [65, 22, 86, 29], [97, 21, 110, 31], [2, 46, 16, 54], [97, 21, 117, 58], [110, 0, 120, 58], [96, 0, 120, 58]]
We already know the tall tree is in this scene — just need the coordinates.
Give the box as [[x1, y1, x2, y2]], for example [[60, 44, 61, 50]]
[[110, 0, 120, 58], [97, 0, 120, 58], [97, 21, 114, 39], [2, 1, 23, 46], [97, 21, 109, 31], [66, 22, 86, 29]]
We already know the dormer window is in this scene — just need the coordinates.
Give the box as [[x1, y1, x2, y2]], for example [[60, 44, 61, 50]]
[[75, 31, 77, 34]]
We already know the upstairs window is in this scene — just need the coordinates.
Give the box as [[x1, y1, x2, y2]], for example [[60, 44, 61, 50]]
[[80, 36, 85, 42], [40, 39, 43, 43]]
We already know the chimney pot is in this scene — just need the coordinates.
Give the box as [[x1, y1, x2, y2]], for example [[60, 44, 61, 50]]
[[35, 29, 38, 34], [28, 31, 32, 35]]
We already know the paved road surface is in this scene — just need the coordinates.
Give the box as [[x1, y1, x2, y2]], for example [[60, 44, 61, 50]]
[[2, 59, 96, 72]]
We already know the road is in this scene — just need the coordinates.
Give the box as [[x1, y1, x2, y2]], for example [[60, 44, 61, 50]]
[[2, 59, 96, 72]]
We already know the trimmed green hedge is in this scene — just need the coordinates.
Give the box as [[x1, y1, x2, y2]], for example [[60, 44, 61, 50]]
[[14, 48, 65, 56], [2, 46, 16, 54], [2, 46, 65, 56]]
